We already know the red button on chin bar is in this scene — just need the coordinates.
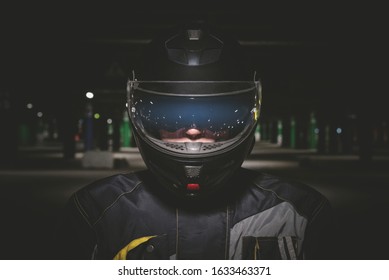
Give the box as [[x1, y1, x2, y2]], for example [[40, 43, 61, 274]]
[[186, 183, 200, 191]]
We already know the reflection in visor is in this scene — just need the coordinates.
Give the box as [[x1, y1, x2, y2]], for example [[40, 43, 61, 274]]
[[159, 127, 228, 143], [128, 82, 260, 144]]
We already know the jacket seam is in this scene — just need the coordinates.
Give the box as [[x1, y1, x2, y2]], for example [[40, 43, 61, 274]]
[[92, 180, 143, 226], [307, 198, 327, 225], [74, 193, 93, 228], [252, 182, 309, 220]]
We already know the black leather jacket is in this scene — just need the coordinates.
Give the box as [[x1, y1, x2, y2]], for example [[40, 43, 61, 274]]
[[54, 168, 333, 259]]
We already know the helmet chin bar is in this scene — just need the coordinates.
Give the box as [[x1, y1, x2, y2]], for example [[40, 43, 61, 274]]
[[136, 127, 256, 200]]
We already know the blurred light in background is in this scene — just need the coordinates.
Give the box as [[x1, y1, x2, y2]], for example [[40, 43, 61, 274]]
[[336, 128, 342, 134], [86, 92, 94, 99]]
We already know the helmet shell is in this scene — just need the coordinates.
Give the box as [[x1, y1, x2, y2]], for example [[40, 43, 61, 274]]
[[127, 24, 261, 200]]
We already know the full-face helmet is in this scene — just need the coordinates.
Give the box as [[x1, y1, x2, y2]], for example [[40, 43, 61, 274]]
[[126, 24, 262, 200]]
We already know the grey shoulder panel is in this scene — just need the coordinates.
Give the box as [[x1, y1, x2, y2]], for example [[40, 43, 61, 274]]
[[252, 171, 330, 220], [229, 201, 307, 259]]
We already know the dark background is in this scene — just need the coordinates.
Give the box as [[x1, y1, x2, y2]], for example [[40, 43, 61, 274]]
[[1, 2, 387, 159], [0, 2, 388, 260]]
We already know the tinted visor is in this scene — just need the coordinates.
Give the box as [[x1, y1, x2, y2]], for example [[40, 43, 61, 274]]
[[128, 81, 261, 147]]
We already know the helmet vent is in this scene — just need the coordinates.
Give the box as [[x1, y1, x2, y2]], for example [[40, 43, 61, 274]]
[[164, 142, 185, 151], [202, 143, 223, 151], [165, 28, 223, 66], [184, 165, 202, 178], [187, 29, 202, 41]]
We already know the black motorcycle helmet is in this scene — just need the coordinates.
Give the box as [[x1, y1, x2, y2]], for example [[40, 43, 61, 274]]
[[126, 23, 262, 200]]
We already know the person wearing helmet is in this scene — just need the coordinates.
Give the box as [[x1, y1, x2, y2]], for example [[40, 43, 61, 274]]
[[54, 24, 333, 260]]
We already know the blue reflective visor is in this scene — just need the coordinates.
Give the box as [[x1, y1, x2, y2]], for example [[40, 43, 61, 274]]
[[127, 81, 261, 147]]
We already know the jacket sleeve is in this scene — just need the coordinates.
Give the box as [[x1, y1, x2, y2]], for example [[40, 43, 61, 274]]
[[302, 197, 335, 259], [51, 192, 97, 260]]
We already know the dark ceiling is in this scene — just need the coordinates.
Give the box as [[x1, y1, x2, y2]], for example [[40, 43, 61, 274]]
[[1, 2, 387, 119]]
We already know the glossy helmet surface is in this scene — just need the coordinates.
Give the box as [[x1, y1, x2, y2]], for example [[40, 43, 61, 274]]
[[126, 24, 262, 200]]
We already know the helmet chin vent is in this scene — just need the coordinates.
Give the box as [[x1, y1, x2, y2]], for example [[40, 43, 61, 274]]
[[151, 138, 238, 154], [184, 165, 202, 178], [164, 142, 186, 151], [202, 143, 223, 151], [162, 142, 225, 153]]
